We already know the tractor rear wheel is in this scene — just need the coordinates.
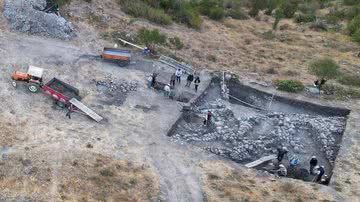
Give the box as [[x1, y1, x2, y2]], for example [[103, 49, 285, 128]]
[[56, 101, 65, 108], [28, 83, 40, 93]]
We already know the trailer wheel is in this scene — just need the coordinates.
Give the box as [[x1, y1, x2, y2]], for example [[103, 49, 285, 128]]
[[28, 83, 40, 93], [56, 101, 65, 108], [118, 60, 130, 67]]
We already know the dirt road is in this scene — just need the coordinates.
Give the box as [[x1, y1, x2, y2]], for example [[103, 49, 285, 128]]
[[0, 29, 215, 201]]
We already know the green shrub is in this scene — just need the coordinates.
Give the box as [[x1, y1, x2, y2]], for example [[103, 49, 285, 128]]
[[338, 73, 360, 87], [351, 29, 360, 43], [119, 0, 172, 25], [309, 58, 340, 80], [137, 28, 167, 45], [348, 15, 360, 36], [274, 79, 305, 93], [209, 6, 225, 20], [294, 13, 316, 23], [322, 83, 360, 99], [343, 0, 360, 6], [50, 0, 72, 7], [173, 5, 203, 29], [169, 37, 184, 50], [226, 8, 249, 20], [345, 5, 360, 20], [280, 1, 298, 18], [298, 2, 319, 14], [273, 9, 284, 30]]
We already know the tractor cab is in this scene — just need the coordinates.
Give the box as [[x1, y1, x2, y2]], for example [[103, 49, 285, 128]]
[[12, 66, 44, 93]]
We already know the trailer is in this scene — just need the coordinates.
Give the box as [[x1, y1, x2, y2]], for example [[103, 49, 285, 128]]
[[42, 77, 81, 108], [101, 47, 131, 67], [11, 66, 103, 122]]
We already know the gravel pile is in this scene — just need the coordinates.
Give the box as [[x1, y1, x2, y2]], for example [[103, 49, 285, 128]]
[[3, 0, 75, 39], [172, 99, 346, 165]]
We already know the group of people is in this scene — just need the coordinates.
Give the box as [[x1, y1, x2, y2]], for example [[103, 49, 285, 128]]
[[169, 69, 201, 92], [271, 147, 329, 185], [163, 68, 201, 98]]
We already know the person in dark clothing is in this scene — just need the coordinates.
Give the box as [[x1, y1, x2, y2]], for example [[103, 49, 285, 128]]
[[320, 175, 330, 185], [170, 73, 176, 87], [316, 166, 325, 182], [310, 156, 318, 175], [277, 147, 288, 162], [194, 76, 200, 92], [314, 79, 327, 94], [66, 108, 72, 119], [206, 111, 212, 126], [151, 73, 158, 87], [186, 74, 194, 87]]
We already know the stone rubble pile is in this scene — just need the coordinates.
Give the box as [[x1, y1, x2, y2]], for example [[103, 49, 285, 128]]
[[95, 76, 138, 93], [172, 99, 346, 165], [4, 0, 75, 39]]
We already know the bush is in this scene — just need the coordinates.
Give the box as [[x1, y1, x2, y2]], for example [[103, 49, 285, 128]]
[[274, 79, 305, 93], [322, 83, 360, 99], [50, 0, 72, 7], [280, 1, 298, 18], [351, 29, 360, 43], [298, 2, 319, 14], [338, 73, 360, 87], [137, 28, 167, 45], [209, 6, 225, 20], [309, 20, 328, 31], [309, 58, 340, 80], [169, 37, 184, 50], [294, 13, 316, 23], [343, 0, 360, 6], [348, 15, 360, 36], [226, 8, 249, 20], [119, 0, 172, 25]]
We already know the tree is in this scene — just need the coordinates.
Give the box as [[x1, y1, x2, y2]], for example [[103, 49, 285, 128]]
[[309, 58, 340, 80], [273, 9, 284, 30]]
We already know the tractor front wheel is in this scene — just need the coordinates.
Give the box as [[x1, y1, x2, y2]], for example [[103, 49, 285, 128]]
[[56, 100, 65, 108], [28, 83, 40, 93]]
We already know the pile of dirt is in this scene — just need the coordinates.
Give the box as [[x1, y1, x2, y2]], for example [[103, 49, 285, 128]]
[[3, 0, 75, 39]]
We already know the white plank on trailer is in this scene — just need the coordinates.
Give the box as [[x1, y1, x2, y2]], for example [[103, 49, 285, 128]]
[[245, 154, 277, 168], [70, 98, 103, 122]]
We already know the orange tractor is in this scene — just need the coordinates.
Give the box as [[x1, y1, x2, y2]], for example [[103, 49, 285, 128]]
[[11, 66, 44, 93]]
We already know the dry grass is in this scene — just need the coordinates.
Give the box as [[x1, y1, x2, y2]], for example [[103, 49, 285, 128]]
[[200, 161, 337, 202], [68, 0, 359, 87], [0, 151, 159, 201]]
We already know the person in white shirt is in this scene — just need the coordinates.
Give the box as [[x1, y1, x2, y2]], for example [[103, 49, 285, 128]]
[[164, 84, 171, 97], [175, 69, 182, 84]]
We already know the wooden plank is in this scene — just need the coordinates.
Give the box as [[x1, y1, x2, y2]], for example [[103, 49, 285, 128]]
[[245, 154, 277, 168], [118, 38, 144, 50], [70, 98, 103, 122]]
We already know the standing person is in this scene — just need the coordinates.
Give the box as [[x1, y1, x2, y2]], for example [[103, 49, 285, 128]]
[[164, 84, 171, 97], [186, 73, 194, 87], [277, 147, 288, 162], [194, 76, 200, 92], [151, 73, 158, 87], [315, 166, 325, 182], [66, 107, 72, 119], [175, 69, 182, 83], [170, 73, 176, 87], [309, 156, 318, 175], [206, 111, 213, 126]]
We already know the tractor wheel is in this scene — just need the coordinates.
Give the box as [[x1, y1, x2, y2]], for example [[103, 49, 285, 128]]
[[28, 83, 40, 93], [56, 101, 65, 108]]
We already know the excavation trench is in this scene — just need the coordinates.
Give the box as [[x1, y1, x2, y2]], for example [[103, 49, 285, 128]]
[[168, 76, 350, 182]]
